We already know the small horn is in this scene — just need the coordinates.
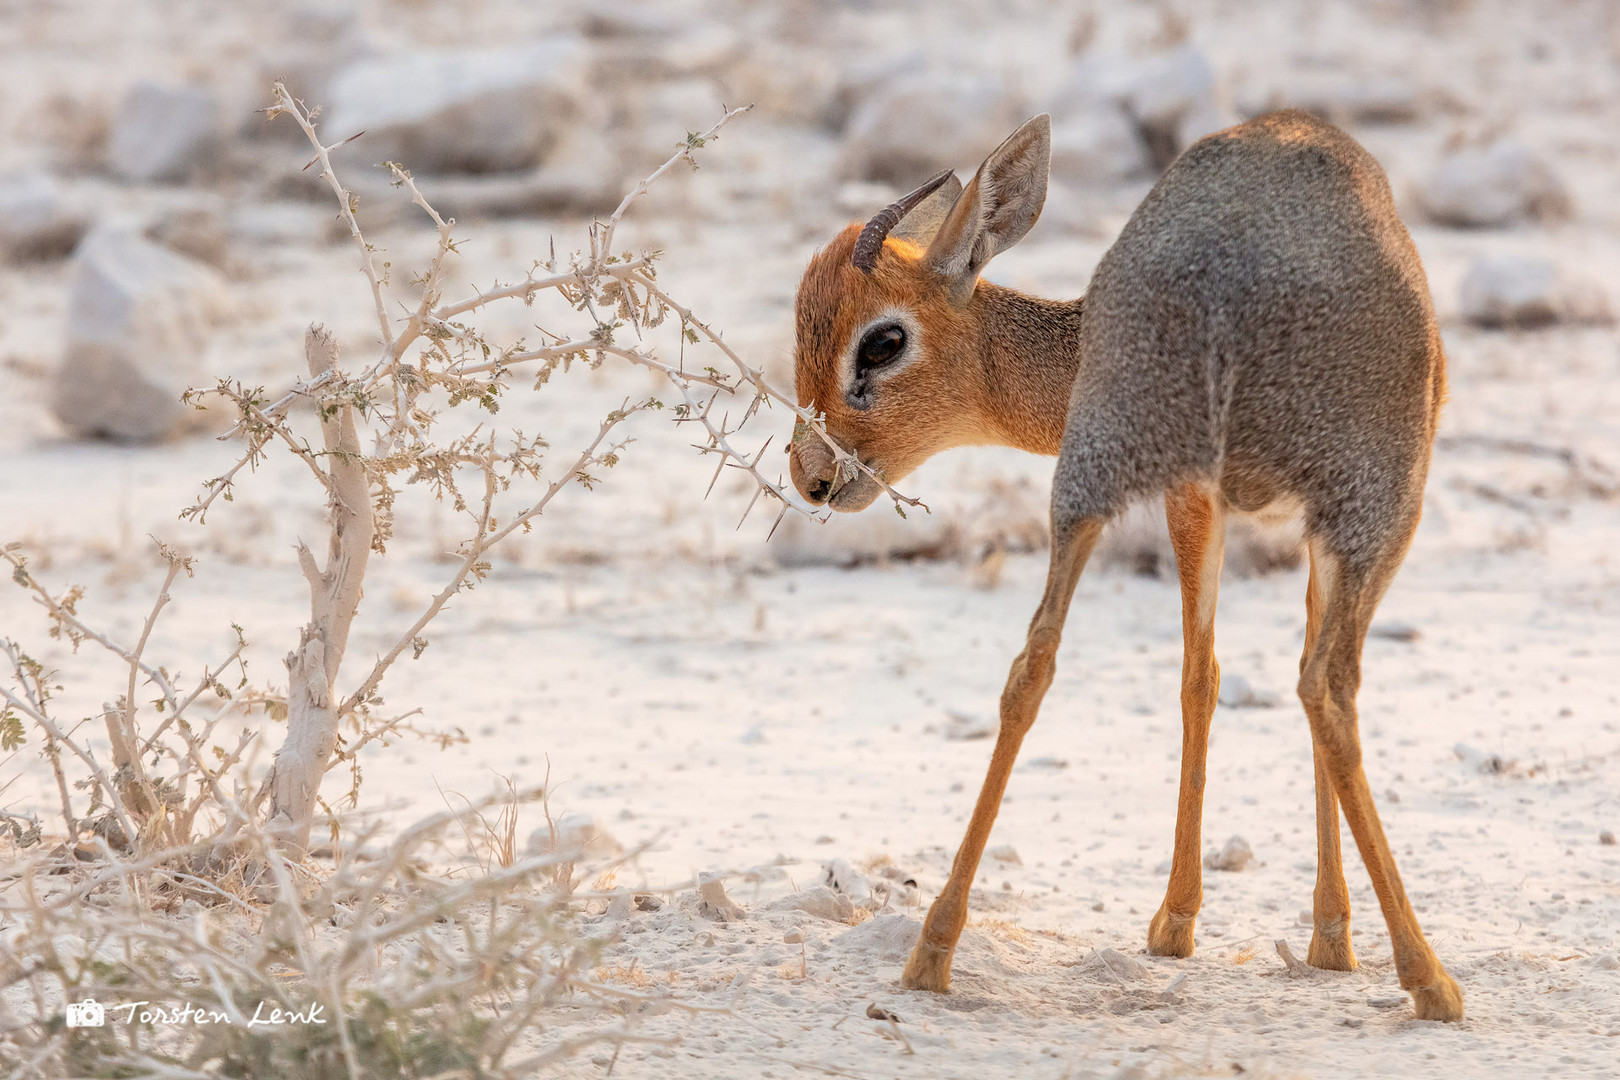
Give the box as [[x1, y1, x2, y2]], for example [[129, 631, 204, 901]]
[[851, 169, 956, 272]]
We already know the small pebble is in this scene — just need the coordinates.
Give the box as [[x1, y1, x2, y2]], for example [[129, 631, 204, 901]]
[[1600, 831, 1616, 846], [987, 844, 1023, 865], [784, 929, 805, 944], [1204, 836, 1255, 872]]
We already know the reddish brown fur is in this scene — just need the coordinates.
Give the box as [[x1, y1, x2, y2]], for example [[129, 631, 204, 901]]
[[790, 112, 1462, 1022], [790, 226, 1080, 509]]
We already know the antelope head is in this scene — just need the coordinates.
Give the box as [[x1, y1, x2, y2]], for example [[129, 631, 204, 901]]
[[788, 114, 1051, 511]]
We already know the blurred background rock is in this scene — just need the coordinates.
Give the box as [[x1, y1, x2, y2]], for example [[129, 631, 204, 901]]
[[0, 0, 1615, 574]]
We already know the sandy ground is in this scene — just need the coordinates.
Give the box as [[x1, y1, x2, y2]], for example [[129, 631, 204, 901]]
[[3, 1, 1620, 1077]]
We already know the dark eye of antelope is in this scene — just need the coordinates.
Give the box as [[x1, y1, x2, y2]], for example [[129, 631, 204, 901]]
[[855, 324, 906, 378]]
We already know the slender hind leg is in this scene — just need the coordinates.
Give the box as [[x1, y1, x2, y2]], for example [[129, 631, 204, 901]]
[[1299, 537, 1462, 1021], [1303, 550, 1357, 970], [902, 515, 1105, 993], [1147, 483, 1225, 958]]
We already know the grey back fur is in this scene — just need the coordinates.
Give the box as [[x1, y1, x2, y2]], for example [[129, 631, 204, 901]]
[[1052, 110, 1445, 575]]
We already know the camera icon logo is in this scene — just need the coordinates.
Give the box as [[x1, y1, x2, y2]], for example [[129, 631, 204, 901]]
[[66, 999, 106, 1028]]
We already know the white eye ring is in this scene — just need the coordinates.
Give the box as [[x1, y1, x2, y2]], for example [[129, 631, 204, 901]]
[[842, 307, 921, 402]]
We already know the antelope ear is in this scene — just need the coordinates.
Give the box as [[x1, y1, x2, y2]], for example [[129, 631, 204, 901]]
[[890, 172, 964, 248], [925, 114, 1051, 304]]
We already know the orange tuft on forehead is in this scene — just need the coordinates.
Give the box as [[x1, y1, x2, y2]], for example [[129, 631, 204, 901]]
[[793, 224, 941, 406]]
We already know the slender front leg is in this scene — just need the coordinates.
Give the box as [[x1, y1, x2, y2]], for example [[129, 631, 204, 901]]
[[902, 517, 1104, 993], [1147, 483, 1225, 958], [1302, 551, 1357, 970]]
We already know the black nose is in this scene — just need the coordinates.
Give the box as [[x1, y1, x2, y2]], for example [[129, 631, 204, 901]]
[[805, 478, 831, 504]]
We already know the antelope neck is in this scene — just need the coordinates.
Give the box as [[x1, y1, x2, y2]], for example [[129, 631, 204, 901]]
[[970, 283, 1084, 456]]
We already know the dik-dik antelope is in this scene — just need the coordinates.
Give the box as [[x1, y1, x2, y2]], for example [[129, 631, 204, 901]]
[[788, 110, 1462, 1021]]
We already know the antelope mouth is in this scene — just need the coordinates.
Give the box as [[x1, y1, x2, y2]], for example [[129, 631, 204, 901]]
[[826, 473, 882, 512]]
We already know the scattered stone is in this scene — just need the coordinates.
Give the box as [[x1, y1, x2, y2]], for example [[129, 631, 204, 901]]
[[943, 709, 997, 741], [815, 47, 926, 133], [1418, 139, 1571, 228], [1081, 947, 1149, 982], [527, 812, 623, 859], [1024, 755, 1069, 770], [1599, 831, 1616, 846], [1369, 621, 1422, 643], [865, 1003, 902, 1023], [1049, 46, 1235, 172], [764, 885, 855, 923], [605, 889, 633, 919], [987, 845, 1023, 867], [1253, 72, 1426, 125], [1367, 995, 1408, 1009], [52, 226, 230, 441], [1048, 103, 1153, 184], [1458, 255, 1612, 329], [821, 859, 872, 904], [106, 82, 222, 184], [325, 40, 586, 174], [1454, 742, 1515, 776], [783, 928, 805, 944], [695, 871, 746, 922], [145, 205, 230, 269], [838, 72, 1025, 184], [0, 172, 88, 261], [633, 893, 663, 912], [253, 6, 369, 124], [1204, 836, 1254, 872], [1217, 673, 1279, 709]]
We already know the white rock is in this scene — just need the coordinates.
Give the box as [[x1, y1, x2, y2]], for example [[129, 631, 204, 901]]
[[821, 858, 873, 904], [695, 871, 746, 922], [838, 72, 1025, 184], [0, 172, 87, 261], [1049, 46, 1235, 171], [1049, 104, 1153, 184], [254, 5, 370, 120], [1217, 673, 1280, 709], [145, 205, 230, 269], [1261, 72, 1427, 125], [1459, 255, 1611, 329], [1080, 947, 1149, 981], [52, 227, 229, 441], [106, 82, 222, 183], [764, 885, 855, 922], [942, 709, 997, 741], [1204, 835, 1254, 872], [1453, 742, 1514, 775], [986, 845, 1023, 866], [1418, 140, 1571, 228], [526, 812, 623, 859], [325, 40, 586, 174], [818, 48, 927, 133]]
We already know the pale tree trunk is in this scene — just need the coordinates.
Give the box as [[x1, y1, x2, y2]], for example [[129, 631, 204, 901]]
[[265, 325, 373, 855]]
